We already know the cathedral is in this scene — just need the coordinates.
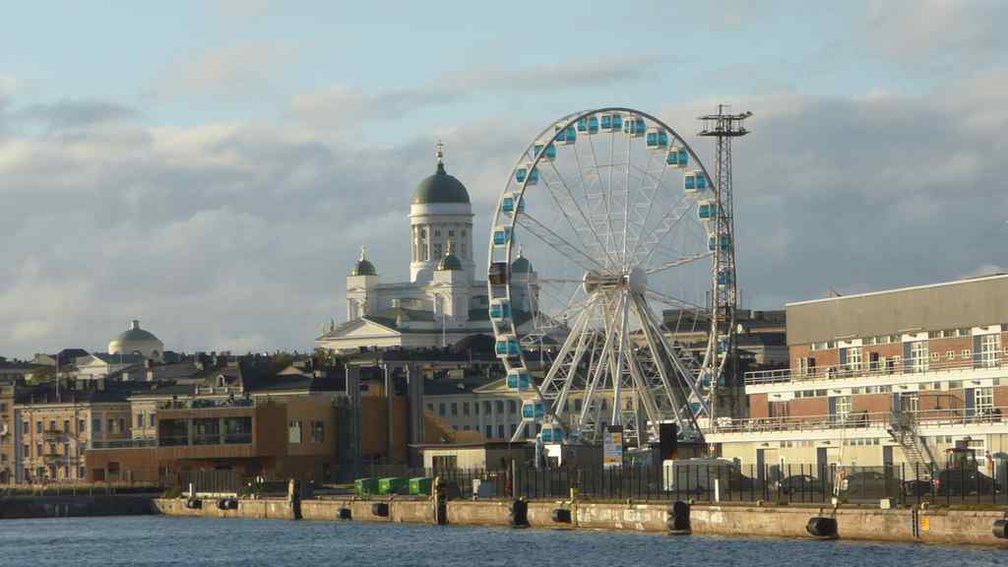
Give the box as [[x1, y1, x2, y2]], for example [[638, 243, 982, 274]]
[[316, 144, 537, 353]]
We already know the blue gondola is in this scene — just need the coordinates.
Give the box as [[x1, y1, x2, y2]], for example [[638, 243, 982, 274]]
[[539, 426, 563, 443], [684, 171, 707, 192], [495, 336, 520, 358], [708, 235, 731, 251], [554, 124, 576, 145], [501, 193, 525, 215], [697, 201, 717, 220], [624, 117, 645, 137], [645, 128, 669, 150], [599, 113, 623, 132], [489, 300, 511, 322], [666, 147, 689, 168], [576, 115, 599, 135], [514, 165, 538, 186], [533, 141, 557, 161], [506, 370, 531, 390], [521, 400, 545, 419], [493, 226, 512, 246]]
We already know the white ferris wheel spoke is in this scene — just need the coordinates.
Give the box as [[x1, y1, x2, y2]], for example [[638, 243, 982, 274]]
[[515, 212, 604, 272], [644, 252, 714, 276]]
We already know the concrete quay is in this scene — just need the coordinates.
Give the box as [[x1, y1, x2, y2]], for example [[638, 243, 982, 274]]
[[153, 496, 1008, 547]]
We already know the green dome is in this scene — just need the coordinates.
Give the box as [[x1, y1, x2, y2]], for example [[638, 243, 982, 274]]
[[116, 327, 159, 343], [412, 162, 470, 205], [352, 258, 377, 276], [511, 255, 533, 274], [438, 253, 463, 271]]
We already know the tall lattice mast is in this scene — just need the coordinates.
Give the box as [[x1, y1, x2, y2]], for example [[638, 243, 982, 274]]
[[698, 105, 751, 421]]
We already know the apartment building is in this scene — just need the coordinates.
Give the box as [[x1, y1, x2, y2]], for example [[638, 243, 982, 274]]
[[709, 274, 1008, 475]]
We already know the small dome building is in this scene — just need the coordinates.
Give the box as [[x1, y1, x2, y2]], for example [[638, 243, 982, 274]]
[[108, 319, 164, 362]]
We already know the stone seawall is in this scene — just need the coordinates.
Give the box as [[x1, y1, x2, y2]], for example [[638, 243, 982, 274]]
[[0, 495, 156, 519], [151, 497, 1008, 547]]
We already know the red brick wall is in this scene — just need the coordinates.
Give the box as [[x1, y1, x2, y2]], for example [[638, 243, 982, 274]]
[[749, 393, 768, 418], [853, 393, 891, 413], [927, 337, 973, 369], [788, 397, 828, 418]]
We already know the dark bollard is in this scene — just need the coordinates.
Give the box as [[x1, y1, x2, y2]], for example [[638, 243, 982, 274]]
[[337, 507, 352, 520], [509, 499, 528, 527], [667, 501, 691, 535], [993, 520, 1008, 539], [551, 508, 572, 523], [371, 502, 389, 517], [806, 516, 838, 538], [216, 498, 238, 511]]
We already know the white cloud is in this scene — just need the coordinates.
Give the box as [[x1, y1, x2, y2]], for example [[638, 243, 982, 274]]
[[151, 41, 299, 100]]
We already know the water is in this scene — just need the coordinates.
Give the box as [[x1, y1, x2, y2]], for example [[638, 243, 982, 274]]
[[0, 516, 1003, 566]]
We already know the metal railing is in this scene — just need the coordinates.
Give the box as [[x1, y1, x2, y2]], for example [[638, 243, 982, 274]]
[[710, 405, 1008, 434], [158, 398, 255, 411], [90, 438, 158, 450], [746, 353, 1006, 385]]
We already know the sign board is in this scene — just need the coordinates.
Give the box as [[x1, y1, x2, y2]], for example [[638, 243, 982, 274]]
[[603, 425, 624, 469]]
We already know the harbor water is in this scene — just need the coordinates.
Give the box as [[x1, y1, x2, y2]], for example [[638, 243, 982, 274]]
[[0, 516, 1004, 566]]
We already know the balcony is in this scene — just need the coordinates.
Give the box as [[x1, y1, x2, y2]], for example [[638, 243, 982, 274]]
[[710, 405, 1008, 435], [745, 354, 1007, 386], [90, 438, 158, 450]]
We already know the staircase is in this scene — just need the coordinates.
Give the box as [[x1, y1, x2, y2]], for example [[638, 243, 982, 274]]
[[886, 410, 936, 480]]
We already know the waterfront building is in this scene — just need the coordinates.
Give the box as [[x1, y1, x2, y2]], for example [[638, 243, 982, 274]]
[[710, 273, 1008, 477], [316, 144, 537, 353]]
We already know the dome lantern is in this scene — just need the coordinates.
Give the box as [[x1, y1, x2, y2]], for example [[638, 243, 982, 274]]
[[351, 246, 377, 276]]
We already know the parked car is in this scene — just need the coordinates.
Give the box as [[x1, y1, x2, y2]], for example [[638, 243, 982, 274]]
[[773, 474, 831, 496], [840, 470, 897, 499], [902, 478, 933, 497]]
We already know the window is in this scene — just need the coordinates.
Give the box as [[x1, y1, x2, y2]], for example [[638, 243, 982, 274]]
[[930, 351, 939, 361], [36, 443, 42, 457], [63, 420, 69, 432], [975, 387, 994, 413], [483, 401, 492, 415], [107, 419, 115, 434], [450, 403, 458, 416], [78, 419, 85, 433], [485, 425, 492, 438], [136, 413, 144, 428], [448, 230, 455, 237], [463, 425, 470, 431], [426, 403, 434, 412], [78, 466, 86, 479], [22, 422, 28, 435], [910, 341, 928, 373], [23, 444, 29, 457], [495, 401, 504, 414], [981, 334, 1001, 368], [288, 420, 302, 444], [92, 419, 101, 433], [311, 421, 324, 443], [509, 423, 517, 436], [497, 425, 505, 438], [119, 418, 125, 434], [434, 229, 441, 237], [36, 421, 42, 434], [508, 400, 517, 414], [439, 403, 446, 416], [946, 350, 954, 360], [961, 349, 971, 360], [844, 347, 862, 371], [49, 420, 55, 431], [835, 396, 852, 420], [462, 402, 470, 416], [149, 413, 155, 428], [434, 243, 443, 259]]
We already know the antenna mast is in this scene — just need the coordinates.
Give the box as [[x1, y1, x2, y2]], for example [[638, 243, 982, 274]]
[[698, 105, 751, 421]]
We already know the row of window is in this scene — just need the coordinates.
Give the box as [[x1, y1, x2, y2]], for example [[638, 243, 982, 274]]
[[22, 418, 87, 436], [135, 411, 156, 429], [287, 420, 325, 444], [21, 442, 76, 459], [23, 465, 86, 481]]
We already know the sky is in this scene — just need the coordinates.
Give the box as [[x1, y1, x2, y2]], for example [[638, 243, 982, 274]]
[[0, 0, 1005, 357]]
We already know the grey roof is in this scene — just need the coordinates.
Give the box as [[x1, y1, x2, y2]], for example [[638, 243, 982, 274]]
[[411, 162, 470, 205], [92, 353, 146, 364]]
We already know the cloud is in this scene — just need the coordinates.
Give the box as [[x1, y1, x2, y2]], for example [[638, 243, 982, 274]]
[[291, 55, 659, 126], [15, 99, 137, 130], [1, 64, 1006, 357], [151, 41, 299, 99]]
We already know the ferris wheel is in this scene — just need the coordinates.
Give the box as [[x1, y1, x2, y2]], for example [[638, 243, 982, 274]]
[[487, 107, 727, 446]]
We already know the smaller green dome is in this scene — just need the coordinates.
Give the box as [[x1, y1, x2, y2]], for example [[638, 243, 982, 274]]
[[438, 253, 463, 271], [511, 255, 533, 274], [351, 247, 377, 276]]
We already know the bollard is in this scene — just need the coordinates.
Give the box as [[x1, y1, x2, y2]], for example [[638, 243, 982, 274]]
[[216, 498, 238, 511], [806, 516, 838, 538], [667, 501, 691, 535], [993, 520, 1008, 539], [509, 499, 528, 527]]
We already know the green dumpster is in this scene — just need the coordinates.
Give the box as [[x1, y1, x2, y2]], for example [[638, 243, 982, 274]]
[[355, 477, 378, 496], [409, 477, 432, 495], [378, 477, 408, 495]]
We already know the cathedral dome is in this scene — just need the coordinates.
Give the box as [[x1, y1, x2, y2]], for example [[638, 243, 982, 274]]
[[108, 319, 164, 361], [411, 144, 470, 205], [437, 252, 463, 271], [351, 246, 377, 276]]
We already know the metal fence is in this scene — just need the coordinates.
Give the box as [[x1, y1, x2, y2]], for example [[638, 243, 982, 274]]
[[354, 463, 1007, 506]]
